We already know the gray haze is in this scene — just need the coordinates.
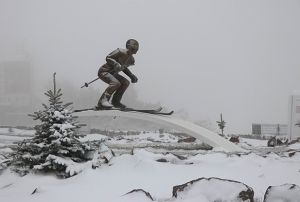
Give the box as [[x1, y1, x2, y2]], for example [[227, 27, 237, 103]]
[[1, 0, 300, 133]]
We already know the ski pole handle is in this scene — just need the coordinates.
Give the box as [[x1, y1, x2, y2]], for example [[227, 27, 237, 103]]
[[81, 77, 99, 88]]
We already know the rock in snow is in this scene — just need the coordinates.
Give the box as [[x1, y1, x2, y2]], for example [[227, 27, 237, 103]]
[[123, 177, 255, 201], [125, 189, 154, 201], [172, 177, 254, 202], [263, 184, 300, 202]]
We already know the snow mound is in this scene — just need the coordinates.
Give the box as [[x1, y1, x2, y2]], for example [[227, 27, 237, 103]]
[[34, 155, 91, 177]]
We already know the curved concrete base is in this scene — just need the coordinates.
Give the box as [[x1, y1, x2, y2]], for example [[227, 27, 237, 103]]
[[76, 110, 244, 153]]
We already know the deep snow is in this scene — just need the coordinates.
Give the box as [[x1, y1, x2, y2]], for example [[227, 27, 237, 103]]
[[1, 129, 300, 202]]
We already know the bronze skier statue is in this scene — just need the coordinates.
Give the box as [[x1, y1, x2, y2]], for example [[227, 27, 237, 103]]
[[97, 39, 139, 109], [77, 39, 173, 115]]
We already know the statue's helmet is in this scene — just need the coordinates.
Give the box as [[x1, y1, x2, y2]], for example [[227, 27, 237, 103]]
[[126, 39, 139, 54]]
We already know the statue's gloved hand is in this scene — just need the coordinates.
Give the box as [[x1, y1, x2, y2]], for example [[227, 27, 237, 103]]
[[130, 74, 138, 83]]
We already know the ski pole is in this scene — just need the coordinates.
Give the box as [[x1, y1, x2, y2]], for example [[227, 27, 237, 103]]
[[81, 77, 99, 88]]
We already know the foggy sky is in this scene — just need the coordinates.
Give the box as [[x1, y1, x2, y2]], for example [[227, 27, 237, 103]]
[[1, 0, 300, 133]]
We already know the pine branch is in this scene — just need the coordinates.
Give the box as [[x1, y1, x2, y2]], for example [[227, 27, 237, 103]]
[[64, 102, 73, 108], [57, 89, 62, 95]]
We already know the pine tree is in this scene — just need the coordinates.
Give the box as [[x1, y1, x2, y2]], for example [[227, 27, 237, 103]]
[[12, 73, 92, 177]]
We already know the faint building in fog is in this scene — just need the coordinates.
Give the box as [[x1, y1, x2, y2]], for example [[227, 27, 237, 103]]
[[288, 92, 300, 141], [252, 123, 287, 136], [0, 58, 34, 126], [0, 60, 32, 105]]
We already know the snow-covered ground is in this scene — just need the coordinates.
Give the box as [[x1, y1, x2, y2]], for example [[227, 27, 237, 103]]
[[0, 128, 34, 148], [80, 132, 185, 144], [1, 128, 300, 202], [0, 128, 35, 136]]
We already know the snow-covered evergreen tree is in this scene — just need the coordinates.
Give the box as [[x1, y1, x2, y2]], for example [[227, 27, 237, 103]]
[[12, 73, 92, 177]]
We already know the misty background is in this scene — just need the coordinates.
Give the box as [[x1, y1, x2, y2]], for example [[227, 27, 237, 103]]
[[0, 0, 300, 134]]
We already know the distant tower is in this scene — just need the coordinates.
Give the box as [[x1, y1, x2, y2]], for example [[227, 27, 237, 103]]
[[288, 92, 300, 141]]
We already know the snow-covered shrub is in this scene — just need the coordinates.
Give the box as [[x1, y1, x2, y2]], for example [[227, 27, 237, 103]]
[[268, 136, 289, 147], [0, 154, 10, 172], [11, 73, 92, 178], [91, 143, 115, 168]]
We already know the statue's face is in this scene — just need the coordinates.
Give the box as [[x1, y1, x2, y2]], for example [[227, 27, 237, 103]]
[[129, 43, 139, 54]]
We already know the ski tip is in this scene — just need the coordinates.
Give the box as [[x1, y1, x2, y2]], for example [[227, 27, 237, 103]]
[[151, 110, 174, 115], [73, 109, 83, 113], [166, 110, 174, 115]]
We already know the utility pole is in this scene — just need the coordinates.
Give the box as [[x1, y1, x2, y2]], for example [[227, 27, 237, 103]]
[[217, 113, 226, 136]]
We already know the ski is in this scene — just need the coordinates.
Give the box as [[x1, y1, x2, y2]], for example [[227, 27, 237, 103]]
[[121, 106, 163, 113], [73, 106, 173, 115], [74, 106, 162, 113], [120, 107, 174, 115]]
